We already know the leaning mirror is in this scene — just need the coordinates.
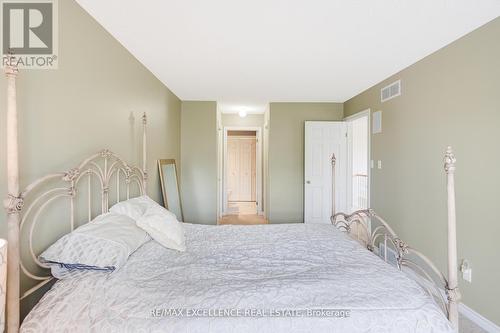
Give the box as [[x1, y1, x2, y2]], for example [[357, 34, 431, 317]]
[[158, 159, 183, 221]]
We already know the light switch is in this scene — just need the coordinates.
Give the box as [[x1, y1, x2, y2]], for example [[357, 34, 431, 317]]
[[377, 160, 382, 169], [370, 160, 374, 169]]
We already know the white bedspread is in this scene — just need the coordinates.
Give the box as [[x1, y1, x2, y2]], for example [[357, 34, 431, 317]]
[[21, 223, 454, 333]]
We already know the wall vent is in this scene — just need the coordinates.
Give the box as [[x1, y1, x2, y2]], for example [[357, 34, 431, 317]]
[[380, 80, 401, 102]]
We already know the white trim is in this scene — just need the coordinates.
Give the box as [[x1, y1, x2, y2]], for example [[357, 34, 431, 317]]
[[459, 303, 500, 333], [216, 110, 223, 220], [221, 126, 263, 217], [344, 109, 371, 212], [343, 109, 370, 122]]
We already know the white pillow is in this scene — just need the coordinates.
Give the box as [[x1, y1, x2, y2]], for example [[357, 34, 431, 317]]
[[109, 195, 163, 220], [137, 205, 186, 252], [39, 213, 150, 278]]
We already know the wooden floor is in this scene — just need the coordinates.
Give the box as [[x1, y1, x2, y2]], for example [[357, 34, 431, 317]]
[[218, 214, 268, 225], [226, 201, 258, 215], [219, 201, 268, 225]]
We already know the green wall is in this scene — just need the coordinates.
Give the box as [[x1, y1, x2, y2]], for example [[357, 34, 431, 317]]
[[344, 17, 500, 325], [0, 0, 182, 236], [0, 0, 182, 318], [268, 103, 343, 223], [180, 101, 218, 224]]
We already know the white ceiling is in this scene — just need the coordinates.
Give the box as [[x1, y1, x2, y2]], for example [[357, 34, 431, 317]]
[[76, 0, 500, 105], [217, 102, 268, 114]]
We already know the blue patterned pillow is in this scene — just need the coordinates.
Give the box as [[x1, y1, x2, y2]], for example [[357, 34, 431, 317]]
[[40, 212, 150, 278]]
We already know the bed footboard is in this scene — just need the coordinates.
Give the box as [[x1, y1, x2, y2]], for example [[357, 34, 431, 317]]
[[331, 147, 460, 330]]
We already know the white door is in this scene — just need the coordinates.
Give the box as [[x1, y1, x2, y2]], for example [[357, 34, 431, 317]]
[[304, 121, 347, 223], [238, 138, 253, 201], [227, 137, 256, 201]]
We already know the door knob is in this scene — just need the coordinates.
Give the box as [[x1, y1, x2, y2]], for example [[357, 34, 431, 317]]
[[306, 180, 311, 184]]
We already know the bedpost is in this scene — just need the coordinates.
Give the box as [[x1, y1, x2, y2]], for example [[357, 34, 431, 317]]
[[444, 146, 460, 330], [4, 59, 20, 332], [331, 153, 336, 217], [142, 113, 148, 194]]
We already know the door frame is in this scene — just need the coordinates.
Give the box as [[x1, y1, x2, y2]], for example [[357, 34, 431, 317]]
[[344, 109, 371, 212], [222, 126, 263, 216]]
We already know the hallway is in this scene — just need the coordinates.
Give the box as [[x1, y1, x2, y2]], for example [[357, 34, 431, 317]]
[[219, 202, 268, 225]]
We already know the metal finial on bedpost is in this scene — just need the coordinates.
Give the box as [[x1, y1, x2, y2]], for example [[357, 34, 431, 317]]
[[142, 113, 148, 194], [4, 56, 21, 332], [331, 153, 336, 217], [444, 146, 460, 330]]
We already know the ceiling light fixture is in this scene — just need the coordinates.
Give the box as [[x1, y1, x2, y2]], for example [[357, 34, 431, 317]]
[[238, 110, 247, 118]]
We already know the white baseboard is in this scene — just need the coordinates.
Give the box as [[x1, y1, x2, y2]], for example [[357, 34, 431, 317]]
[[459, 303, 500, 333]]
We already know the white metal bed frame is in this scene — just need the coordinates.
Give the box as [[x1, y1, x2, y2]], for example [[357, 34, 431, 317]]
[[331, 147, 460, 330], [3, 62, 460, 332], [3, 61, 148, 332]]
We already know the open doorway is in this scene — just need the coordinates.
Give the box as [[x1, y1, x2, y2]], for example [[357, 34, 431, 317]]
[[346, 110, 370, 213], [227, 130, 257, 214], [220, 126, 265, 224]]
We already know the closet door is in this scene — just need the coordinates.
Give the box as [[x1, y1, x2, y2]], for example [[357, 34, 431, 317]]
[[227, 137, 256, 201], [304, 121, 347, 223], [238, 138, 253, 201]]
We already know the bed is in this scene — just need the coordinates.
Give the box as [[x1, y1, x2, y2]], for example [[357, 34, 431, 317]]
[[3, 60, 460, 332], [21, 223, 453, 332]]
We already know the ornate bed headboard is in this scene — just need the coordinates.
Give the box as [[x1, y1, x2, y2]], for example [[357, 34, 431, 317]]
[[17, 147, 147, 301], [3, 61, 148, 332]]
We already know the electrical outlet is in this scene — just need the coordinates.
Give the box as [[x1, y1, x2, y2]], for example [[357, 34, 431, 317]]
[[377, 160, 382, 169], [460, 259, 472, 283]]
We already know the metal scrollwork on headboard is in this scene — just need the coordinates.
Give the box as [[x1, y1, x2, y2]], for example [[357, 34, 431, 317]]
[[18, 149, 147, 300], [4, 194, 24, 215]]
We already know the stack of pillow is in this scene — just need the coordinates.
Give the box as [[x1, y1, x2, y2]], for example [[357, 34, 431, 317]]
[[111, 196, 186, 252], [39, 196, 185, 279]]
